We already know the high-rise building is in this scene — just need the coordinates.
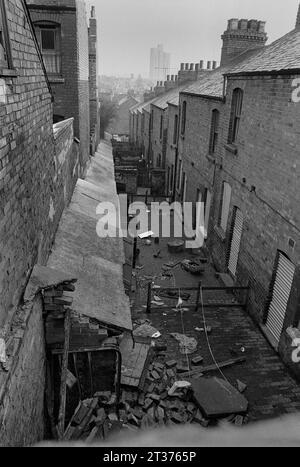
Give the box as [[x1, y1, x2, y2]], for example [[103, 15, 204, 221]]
[[150, 44, 171, 82]]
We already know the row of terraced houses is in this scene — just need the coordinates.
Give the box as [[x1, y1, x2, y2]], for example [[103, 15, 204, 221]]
[[130, 7, 300, 379]]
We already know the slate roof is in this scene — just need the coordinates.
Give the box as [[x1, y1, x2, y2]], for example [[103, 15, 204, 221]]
[[182, 49, 259, 98], [226, 28, 300, 75], [182, 28, 300, 98]]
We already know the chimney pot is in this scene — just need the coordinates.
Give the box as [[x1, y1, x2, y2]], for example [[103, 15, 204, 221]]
[[195, 63, 199, 71], [185, 63, 189, 70], [258, 21, 266, 33], [171, 75, 174, 81], [239, 19, 248, 30], [248, 19, 258, 30], [91, 5, 95, 18], [180, 63, 184, 70], [228, 18, 239, 31], [212, 61, 217, 69], [200, 60, 204, 69], [207, 61, 211, 70], [167, 75, 170, 81]]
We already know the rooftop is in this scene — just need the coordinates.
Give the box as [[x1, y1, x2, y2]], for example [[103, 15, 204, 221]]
[[183, 27, 300, 98]]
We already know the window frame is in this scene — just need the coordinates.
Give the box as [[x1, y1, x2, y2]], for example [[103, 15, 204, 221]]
[[34, 21, 62, 76], [0, 0, 13, 70], [173, 114, 178, 145], [228, 88, 243, 144], [181, 101, 187, 136], [209, 109, 220, 155]]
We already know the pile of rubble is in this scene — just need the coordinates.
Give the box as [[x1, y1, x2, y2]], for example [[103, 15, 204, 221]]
[[63, 351, 249, 443]]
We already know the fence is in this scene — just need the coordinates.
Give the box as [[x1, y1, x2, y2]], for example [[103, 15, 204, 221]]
[[146, 283, 250, 314]]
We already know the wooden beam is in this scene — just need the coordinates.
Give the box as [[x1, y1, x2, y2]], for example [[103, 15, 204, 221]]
[[180, 357, 246, 379], [57, 309, 71, 439]]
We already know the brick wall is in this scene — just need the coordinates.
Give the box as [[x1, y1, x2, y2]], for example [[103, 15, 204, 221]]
[[151, 105, 165, 168], [27, 0, 91, 173], [89, 9, 100, 155], [0, 0, 79, 445], [0, 296, 46, 447]]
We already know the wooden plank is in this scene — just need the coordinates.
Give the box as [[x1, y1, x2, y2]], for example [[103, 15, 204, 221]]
[[57, 309, 71, 439], [180, 357, 246, 379]]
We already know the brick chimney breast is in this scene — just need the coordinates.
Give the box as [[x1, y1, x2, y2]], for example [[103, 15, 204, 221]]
[[220, 17, 268, 66]]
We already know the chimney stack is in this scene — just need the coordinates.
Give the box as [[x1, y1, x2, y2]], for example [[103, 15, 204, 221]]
[[296, 3, 300, 28], [221, 17, 268, 66]]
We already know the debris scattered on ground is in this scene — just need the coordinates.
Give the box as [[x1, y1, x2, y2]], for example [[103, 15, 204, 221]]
[[153, 250, 161, 258], [167, 241, 185, 254], [139, 231, 154, 239], [237, 379, 247, 393], [133, 323, 161, 339], [170, 333, 198, 355], [181, 260, 205, 275]]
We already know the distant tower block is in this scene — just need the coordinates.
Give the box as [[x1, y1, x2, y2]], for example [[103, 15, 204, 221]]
[[220, 18, 268, 66]]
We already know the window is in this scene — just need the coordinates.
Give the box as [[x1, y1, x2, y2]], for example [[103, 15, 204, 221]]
[[177, 160, 182, 190], [181, 101, 187, 135], [209, 109, 220, 155], [35, 22, 61, 75], [0, 1, 11, 69], [219, 182, 232, 232], [228, 88, 243, 144], [173, 114, 178, 145]]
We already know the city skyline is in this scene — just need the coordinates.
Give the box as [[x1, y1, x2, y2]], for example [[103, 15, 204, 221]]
[[86, 0, 299, 77]]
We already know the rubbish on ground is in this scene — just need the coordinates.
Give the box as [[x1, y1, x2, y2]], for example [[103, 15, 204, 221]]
[[177, 363, 191, 373], [133, 323, 161, 339], [237, 380, 247, 393], [181, 259, 205, 275], [166, 360, 177, 368], [191, 377, 249, 419], [168, 381, 191, 396], [170, 332, 198, 355], [151, 332, 161, 339], [139, 231, 154, 239], [151, 300, 165, 307], [153, 250, 161, 258], [145, 240, 152, 246], [168, 241, 185, 254], [163, 261, 182, 270], [136, 265, 144, 271], [152, 285, 161, 290], [176, 297, 183, 308], [192, 356, 204, 366]]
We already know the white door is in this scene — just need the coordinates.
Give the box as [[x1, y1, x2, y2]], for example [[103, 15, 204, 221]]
[[228, 208, 243, 277], [266, 253, 296, 345]]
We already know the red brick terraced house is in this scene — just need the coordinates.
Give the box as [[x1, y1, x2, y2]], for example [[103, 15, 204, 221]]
[[175, 10, 300, 379]]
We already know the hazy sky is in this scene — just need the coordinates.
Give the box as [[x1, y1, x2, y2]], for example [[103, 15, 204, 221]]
[[86, 0, 299, 77]]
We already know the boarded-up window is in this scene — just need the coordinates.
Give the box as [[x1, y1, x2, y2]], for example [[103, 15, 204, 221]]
[[220, 182, 232, 232]]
